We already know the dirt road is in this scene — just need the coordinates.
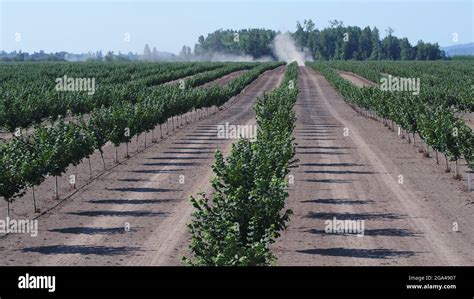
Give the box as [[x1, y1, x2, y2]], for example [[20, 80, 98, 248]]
[[0, 66, 285, 266], [200, 70, 248, 88], [273, 66, 474, 266], [338, 71, 376, 87]]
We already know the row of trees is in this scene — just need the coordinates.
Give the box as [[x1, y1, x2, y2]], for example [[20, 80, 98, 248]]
[[294, 20, 445, 61], [186, 63, 299, 265], [0, 50, 68, 62], [0, 62, 226, 132], [325, 60, 474, 112], [191, 20, 445, 61], [193, 29, 277, 59], [0, 62, 283, 215], [309, 62, 473, 177]]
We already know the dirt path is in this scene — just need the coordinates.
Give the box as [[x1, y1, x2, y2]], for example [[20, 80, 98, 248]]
[[199, 70, 248, 88], [161, 68, 223, 86], [0, 66, 286, 266], [338, 71, 376, 87], [273, 66, 474, 266]]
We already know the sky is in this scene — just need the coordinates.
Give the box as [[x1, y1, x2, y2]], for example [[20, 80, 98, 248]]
[[0, 0, 473, 55]]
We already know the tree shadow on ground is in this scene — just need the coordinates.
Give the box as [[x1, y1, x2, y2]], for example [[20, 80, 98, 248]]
[[129, 169, 184, 174], [301, 198, 374, 205], [49, 227, 138, 235], [306, 211, 405, 221], [304, 179, 352, 184], [304, 228, 420, 237], [147, 156, 209, 160], [301, 162, 364, 167], [303, 170, 376, 175], [20, 245, 141, 255], [296, 247, 416, 259], [143, 162, 199, 167], [106, 187, 179, 193], [87, 199, 176, 205], [67, 210, 167, 217]]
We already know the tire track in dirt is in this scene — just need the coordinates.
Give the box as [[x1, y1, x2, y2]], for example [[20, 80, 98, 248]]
[[0, 66, 286, 266], [273, 66, 473, 266]]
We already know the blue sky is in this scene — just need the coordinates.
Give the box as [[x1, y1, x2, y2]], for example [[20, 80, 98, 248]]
[[1, 0, 472, 54]]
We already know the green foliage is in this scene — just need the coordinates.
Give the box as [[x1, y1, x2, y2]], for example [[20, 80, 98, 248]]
[[0, 62, 229, 131], [0, 62, 283, 207], [308, 61, 474, 170], [195, 29, 277, 59], [185, 62, 299, 266], [293, 20, 445, 61]]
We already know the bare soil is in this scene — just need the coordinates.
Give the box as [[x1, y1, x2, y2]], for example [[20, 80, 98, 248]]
[[199, 70, 248, 88], [272, 66, 474, 266], [338, 71, 377, 87]]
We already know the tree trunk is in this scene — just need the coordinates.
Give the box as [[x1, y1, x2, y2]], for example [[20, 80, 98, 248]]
[[136, 135, 139, 153], [435, 151, 439, 164], [55, 176, 59, 199], [114, 146, 118, 163], [73, 166, 77, 189], [88, 158, 92, 180], [126, 142, 129, 158], [468, 172, 472, 192], [32, 186, 37, 213], [100, 151, 106, 170], [445, 155, 450, 172]]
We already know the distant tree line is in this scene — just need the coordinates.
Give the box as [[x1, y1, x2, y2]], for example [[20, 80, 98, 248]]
[[193, 29, 277, 59], [193, 20, 445, 60], [0, 50, 142, 62], [293, 20, 445, 60], [1, 20, 446, 62], [0, 50, 67, 62]]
